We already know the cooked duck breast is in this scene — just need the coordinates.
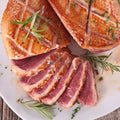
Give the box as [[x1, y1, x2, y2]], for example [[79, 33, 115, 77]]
[[58, 59, 87, 109], [1, 0, 71, 59], [78, 62, 98, 106], [41, 57, 80, 105], [29, 54, 72, 101]]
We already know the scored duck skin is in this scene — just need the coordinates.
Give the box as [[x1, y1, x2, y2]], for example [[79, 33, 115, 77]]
[[48, 0, 120, 53], [86, 0, 120, 53], [1, 0, 71, 59]]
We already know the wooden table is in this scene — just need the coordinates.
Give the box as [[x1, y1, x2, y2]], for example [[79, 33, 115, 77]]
[[0, 97, 120, 120]]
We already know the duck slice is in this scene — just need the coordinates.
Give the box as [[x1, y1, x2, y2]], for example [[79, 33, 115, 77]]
[[29, 55, 72, 101], [11, 49, 64, 76], [78, 62, 98, 106], [58, 59, 87, 109], [41, 57, 80, 105], [19, 52, 70, 92]]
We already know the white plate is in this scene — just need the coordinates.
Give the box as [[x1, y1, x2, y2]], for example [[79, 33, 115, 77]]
[[1, 0, 120, 120]]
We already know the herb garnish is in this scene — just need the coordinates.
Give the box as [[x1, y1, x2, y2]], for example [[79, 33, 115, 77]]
[[71, 3, 76, 8], [17, 99, 56, 120], [58, 108, 62, 112], [98, 77, 103, 81], [112, 31, 116, 40], [84, 0, 90, 2], [93, 20, 97, 23], [108, 26, 115, 35], [0, 73, 3, 76], [76, 101, 80, 104], [102, 11, 108, 17], [106, 16, 110, 24], [116, 21, 119, 28], [5, 66, 8, 69], [71, 107, 80, 119], [11, 11, 50, 43], [118, 0, 120, 4], [84, 51, 120, 73]]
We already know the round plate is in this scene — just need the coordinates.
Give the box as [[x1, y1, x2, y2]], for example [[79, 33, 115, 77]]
[[1, 0, 120, 120]]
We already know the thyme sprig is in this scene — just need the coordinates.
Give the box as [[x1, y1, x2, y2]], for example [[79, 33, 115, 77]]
[[84, 51, 120, 73], [11, 11, 50, 43], [17, 99, 56, 120]]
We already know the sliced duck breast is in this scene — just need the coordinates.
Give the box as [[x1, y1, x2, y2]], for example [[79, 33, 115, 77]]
[[78, 62, 98, 106], [58, 59, 87, 109], [29, 55, 72, 101], [41, 57, 81, 105], [11, 49, 64, 76], [20, 52, 69, 92]]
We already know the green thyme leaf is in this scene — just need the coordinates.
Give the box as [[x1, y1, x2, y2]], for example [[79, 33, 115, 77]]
[[98, 77, 103, 81], [76, 101, 80, 104], [116, 21, 119, 28], [106, 16, 110, 24], [0, 73, 3, 76], [112, 31, 116, 40], [71, 107, 80, 119], [118, 0, 120, 4], [102, 11, 108, 17], [71, 3, 76, 8], [108, 26, 115, 35], [93, 20, 97, 23], [37, 19, 50, 27], [21, 30, 30, 43]]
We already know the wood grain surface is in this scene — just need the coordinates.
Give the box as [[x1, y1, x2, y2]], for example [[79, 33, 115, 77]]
[[0, 97, 120, 120]]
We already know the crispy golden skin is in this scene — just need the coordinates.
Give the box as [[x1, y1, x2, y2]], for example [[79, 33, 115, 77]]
[[87, 0, 120, 52], [48, 0, 120, 53], [48, 0, 89, 48], [1, 0, 71, 59]]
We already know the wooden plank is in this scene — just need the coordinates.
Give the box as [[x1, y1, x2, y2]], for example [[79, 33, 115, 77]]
[[97, 108, 120, 120], [1, 99, 22, 120], [0, 98, 3, 120]]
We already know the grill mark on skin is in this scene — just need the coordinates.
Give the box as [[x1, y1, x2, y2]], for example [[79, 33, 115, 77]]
[[28, 39, 34, 53], [53, 23, 61, 46], [16, 0, 25, 5], [15, 0, 29, 39], [74, 0, 88, 8], [6, 35, 30, 55], [85, 0, 92, 34], [89, 31, 117, 42], [66, 0, 70, 14], [91, 10, 120, 25]]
